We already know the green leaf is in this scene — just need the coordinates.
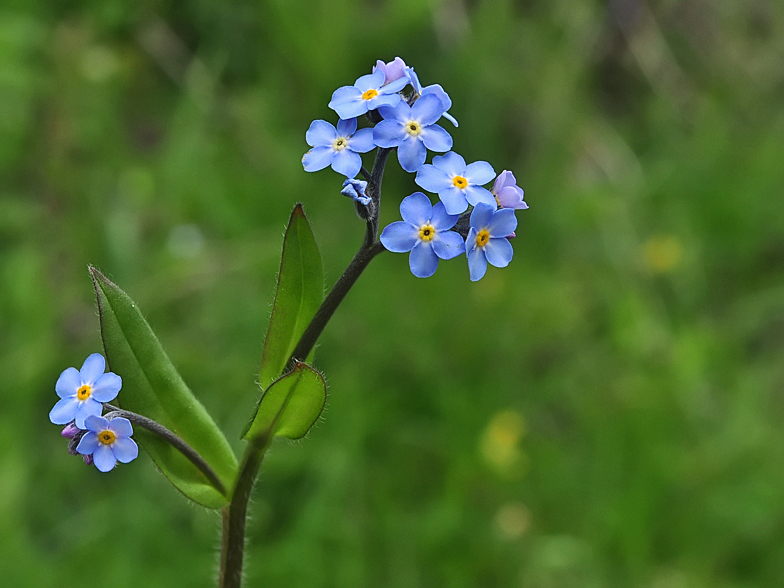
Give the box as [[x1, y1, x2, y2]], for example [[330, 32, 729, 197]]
[[90, 267, 238, 509], [258, 204, 324, 392], [244, 362, 327, 441]]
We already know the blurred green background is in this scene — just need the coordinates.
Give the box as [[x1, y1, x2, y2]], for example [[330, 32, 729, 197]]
[[2, 0, 784, 586]]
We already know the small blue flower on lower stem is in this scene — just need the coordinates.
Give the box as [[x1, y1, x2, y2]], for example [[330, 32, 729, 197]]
[[415, 152, 496, 215], [302, 118, 375, 178], [76, 415, 139, 472], [373, 94, 453, 173], [380, 192, 465, 277], [328, 69, 409, 119], [49, 353, 122, 429], [341, 178, 371, 206], [466, 202, 518, 281]]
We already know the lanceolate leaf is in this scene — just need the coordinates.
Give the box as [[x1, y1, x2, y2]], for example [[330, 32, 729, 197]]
[[258, 204, 324, 392], [90, 267, 238, 509], [244, 362, 326, 441]]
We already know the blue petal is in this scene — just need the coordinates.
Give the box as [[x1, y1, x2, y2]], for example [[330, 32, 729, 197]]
[[331, 150, 362, 178], [76, 431, 98, 455], [378, 102, 406, 122], [442, 111, 459, 127], [470, 202, 496, 229], [484, 237, 514, 268], [411, 93, 446, 126], [367, 93, 402, 112], [414, 164, 449, 193], [381, 75, 409, 94], [408, 68, 423, 94], [336, 118, 357, 137], [108, 417, 133, 438], [397, 137, 427, 172], [83, 413, 109, 433], [328, 86, 360, 110], [80, 353, 105, 385], [91, 372, 121, 402], [432, 231, 465, 260], [74, 399, 103, 429], [422, 84, 452, 110], [349, 128, 375, 152], [399, 192, 433, 226], [332, 99, 370, 120], [305, 120, 337, 147], [302, 146, 334, 172], [465, 160, 496, 185], [487, 208, 518, 236], [55, 367, 81, 398], [438, 186, 469, 215], [432, 151, 466, 175], [93, 444, 117, 472], [380, 222, 418, 253], [429, 201, 459, 231], [373, 120, 406, 148], [112, 437, 139, 463], [464, 185, 496, 208], [409, 242, 439, 278], [420, 124, 453, 153], [49, 396, 79, 425], [467, 242, 488, 281], [354, 70, 385, 92]]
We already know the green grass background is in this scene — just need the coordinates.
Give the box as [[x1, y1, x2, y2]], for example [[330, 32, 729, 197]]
[[2, 0, 784, 586]]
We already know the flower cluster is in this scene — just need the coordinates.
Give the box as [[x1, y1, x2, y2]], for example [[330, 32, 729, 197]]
[[302, 57, 528, 281], [49, 353, 138, 472]]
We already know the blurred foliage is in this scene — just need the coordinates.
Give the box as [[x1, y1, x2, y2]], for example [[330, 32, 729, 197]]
[[2, 0, 784, 586]]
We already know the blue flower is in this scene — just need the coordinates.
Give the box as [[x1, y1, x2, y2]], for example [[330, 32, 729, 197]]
[[76, 415, 139, 472], [491, 170, 528, 209], [373, 94, 453, 173], [302, 118, 375, 178], [415, 152, 496, 215], [465, 203, 517, 281], [49, 353, 122, 429], [328, 69, 409, 120], [341, 178, 371, 205], [408, 68, 458, 127], [380, 192, 465, 277]]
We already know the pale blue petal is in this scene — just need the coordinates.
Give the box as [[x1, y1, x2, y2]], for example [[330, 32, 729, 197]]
[[484, 237, 514, 268], [429, 201, 459, 231], [349, 128, 375, 152], [408, 68, 423, 94], [381, 75, 409, 94], [373, 120, 406, 148], [378, 102, 406, 122], [302, 146, 334, 172], [465, 186, 496, 208], [438, 186, 469, 215], [367, 93, 402, 111], [332, 99, 370, 120], [76, 431, 98, 455], [400, 192, 433, 226], [305, 120, 337, 147], [55, 367, 81, 398], [432, 231, 465, 260], [467, 243, 488, 281], [80, 353, 105, 385], [442, 111, 459, 127], [422, 84, 452, 110], [112, 437, 139, 463], [470, 202, 495, 229], [91, 372, 121, 402], [49, 396, 79, 425], [85, 414, 110, 432], [411, 94, 446, 126], [465, 160, 496, 185], [487, 208, 518, 236], [75, 401, 104, 429], [93, 444, 117, 472], [331, 150, 362, 178], [355, 70, 385, 92], [380, 222, 418, 253], [328, 86, 360, 110], [409, 242, 439, 278], [432, 151, 466, 175], [414, 164, 449, 193], [397, 137, 427, 172], [108, 417, 133, 438], [420, 124, 453, 153], [336, 118, 357, 136]]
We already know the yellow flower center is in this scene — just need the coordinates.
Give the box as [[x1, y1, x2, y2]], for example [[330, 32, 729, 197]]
[[419, 224, 436, 242], [76, 384, 92, 401], [332, 137, 348, 151], [452, 176, 468, 189], [406, 121, 422, 136], [98, 430, 117, 445], [476, 229, 490, 248], [361, 89, 379, 101]]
